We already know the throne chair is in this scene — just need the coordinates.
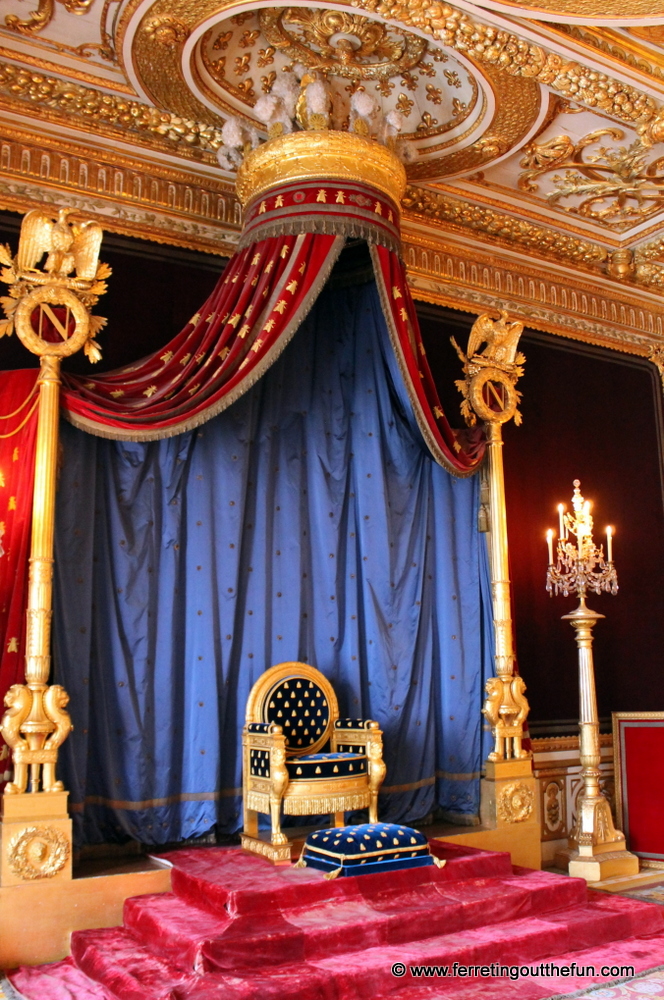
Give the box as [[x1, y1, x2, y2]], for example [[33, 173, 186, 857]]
[[241, 661, 385, 863]]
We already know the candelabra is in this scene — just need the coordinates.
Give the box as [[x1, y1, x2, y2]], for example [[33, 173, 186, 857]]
[[547, 480, 637, 882]]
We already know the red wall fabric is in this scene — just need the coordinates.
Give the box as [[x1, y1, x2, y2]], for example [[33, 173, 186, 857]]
[[618, 721, 664, 858], [503, 335, 664, 725], [0, 368, 38, 777]]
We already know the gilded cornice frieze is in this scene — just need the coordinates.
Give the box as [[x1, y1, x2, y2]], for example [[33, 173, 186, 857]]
[[0, 125, 239, 255], [404, 231, 664, 355], [404, 188, 664, 299], [0, 59, 223, 155], [402, 185, 608, 269]]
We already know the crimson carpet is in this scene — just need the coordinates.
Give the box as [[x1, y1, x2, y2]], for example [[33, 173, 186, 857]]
[[9, 843, 664, 1000]]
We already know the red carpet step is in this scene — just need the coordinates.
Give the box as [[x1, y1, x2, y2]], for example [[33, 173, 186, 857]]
[[9, 843, 664, 1000]]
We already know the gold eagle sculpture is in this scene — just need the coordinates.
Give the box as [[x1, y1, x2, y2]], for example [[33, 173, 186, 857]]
[[0, 207, 110, 358], [466, 310, 523, 367], [451, 310, 525, 428], [16, 208, 103, 282]]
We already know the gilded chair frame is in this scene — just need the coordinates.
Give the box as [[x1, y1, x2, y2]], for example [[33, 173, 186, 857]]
[[241, 661, 385, 863]]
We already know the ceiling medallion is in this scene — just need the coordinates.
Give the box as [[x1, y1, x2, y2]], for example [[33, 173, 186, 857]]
[[126, 2, 544, 181], [196, 9, 481, 148], [257, 8, 427, 82]]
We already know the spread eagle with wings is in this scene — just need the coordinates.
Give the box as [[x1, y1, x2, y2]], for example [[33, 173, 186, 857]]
[[16, 209, 103, 281], [466, 310, 524, 366], [0, 208, 110, 358]]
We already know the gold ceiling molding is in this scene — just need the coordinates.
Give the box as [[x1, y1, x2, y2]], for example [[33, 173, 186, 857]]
[[404, 187, 664, 291], [0, 60, 223, 156], [0, 175, 238, 255], [258, 7, 428, 82], [0, 44, 134, 93], [122, 0, 660, 135], [2, 108, 662, 354], [352, 2, 658, 127], [128, 3, 545, 181], [552, 25, 664, 89], [0, 123, 239, 255], [629, 26, 664, 45], [468, 0, 664, 19], [404, 233, 664, 355], [192, 8, 493, 177], [402, 185, 608, 269]]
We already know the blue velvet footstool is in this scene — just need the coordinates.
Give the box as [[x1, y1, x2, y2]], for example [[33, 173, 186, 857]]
[[296, 822, 444, 878]]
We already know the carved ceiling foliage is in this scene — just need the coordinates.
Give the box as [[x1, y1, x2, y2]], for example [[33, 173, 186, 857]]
[[2, 0, 664, 348]]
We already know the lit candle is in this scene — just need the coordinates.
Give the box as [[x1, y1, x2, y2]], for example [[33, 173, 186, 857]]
[[606, 525, 613, 562], [547, 529, 554, 565], [558, 504, 565, 539]]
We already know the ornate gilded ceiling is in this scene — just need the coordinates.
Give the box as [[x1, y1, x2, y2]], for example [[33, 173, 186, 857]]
[[3, 0, 664, 353]]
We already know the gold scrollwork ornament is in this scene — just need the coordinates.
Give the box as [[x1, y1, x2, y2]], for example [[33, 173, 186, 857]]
[[258, 8, 427, 82], [5, 0, 94, 37], [7, 825, 70, 880], [497, 782, 534, 824]]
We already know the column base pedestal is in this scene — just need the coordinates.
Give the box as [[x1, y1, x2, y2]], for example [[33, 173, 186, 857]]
[[481, 758, 538, 828], [0, 791, 72, 886], [556, 841, 639, 882]]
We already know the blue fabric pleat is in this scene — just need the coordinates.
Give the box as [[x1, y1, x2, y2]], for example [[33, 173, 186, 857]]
[[52, 279, 493, 845]]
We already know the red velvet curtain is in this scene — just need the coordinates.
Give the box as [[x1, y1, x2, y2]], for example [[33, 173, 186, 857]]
[[62, 233, 343, 441], [60, 233, 484, 475], [0, 369, 38, 782]]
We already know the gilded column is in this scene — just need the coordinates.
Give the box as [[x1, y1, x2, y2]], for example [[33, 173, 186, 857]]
[[453, 312, 537, 844], [0, 209, 109, 885]]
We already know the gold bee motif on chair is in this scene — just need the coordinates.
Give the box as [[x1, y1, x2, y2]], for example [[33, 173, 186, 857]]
[[241, 662, 385, 863]]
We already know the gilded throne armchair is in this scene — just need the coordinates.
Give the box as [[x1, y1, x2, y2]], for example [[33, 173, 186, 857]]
[[241, 662, 385, 863]]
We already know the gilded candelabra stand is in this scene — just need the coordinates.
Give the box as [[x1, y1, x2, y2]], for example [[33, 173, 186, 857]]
[[0, 209, 109, 885], [454, 312, 538, 836], [548, 480, 638, 881]]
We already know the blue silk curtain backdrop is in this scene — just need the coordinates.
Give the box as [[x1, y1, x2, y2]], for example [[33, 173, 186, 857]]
[[52, 278, 494, 846]]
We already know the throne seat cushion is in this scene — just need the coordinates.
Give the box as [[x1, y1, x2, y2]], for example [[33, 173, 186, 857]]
[[286, 752, 367, 780], [300, 823, 434, 877]]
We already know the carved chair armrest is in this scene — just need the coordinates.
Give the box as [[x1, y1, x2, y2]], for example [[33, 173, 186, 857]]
[[331, 719, 382, 754], [334, 719, 377, 731], [243, 723, 288, 787]]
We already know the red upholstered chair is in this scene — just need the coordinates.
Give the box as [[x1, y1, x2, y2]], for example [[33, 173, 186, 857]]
[[241, 661, 385, 863]]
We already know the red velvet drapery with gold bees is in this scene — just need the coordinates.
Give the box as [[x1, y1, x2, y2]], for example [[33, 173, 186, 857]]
[[60, 176, 484, 477], [0, 370, 38, 784]]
